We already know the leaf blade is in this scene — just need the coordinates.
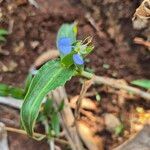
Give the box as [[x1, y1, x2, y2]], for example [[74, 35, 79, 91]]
[[56, 23, 77, 45], [21, 60, 75, 137], [131, 79, 150, 89], [51, 113, 60, 136], [0, 29, 8, 35]]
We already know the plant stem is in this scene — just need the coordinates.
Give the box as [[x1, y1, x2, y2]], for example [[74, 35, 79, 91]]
[[80, 70, 94, 79], [42, 120, 55, 150], [75, 79, 93, 120], [81, 70, 150, 100], [6, 126, 45, 139], [5, 126, 69, 145]]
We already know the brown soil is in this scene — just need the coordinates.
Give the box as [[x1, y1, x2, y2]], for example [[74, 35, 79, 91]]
[[0, 0, 149, 150]]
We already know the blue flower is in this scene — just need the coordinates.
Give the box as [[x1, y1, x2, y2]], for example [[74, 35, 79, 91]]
[[57, 37, 84, 66], [57, 37, 72, 55], [73, 54, 84, 65]]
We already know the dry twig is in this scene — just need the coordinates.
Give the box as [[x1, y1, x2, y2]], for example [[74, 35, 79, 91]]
[[70, 104, 101, 123], [85, 13, 107, 38], [94, 76, 150, 100], [6, 126, 69, 145], [75, 78, 94, 120], [0, 122, 9, 150], [134, 37, 150, 48], [81, 71, 150, 100], [49, 87, 84, 150], [33, 50, 59, 68]]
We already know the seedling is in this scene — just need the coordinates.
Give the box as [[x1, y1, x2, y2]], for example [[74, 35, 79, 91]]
[[20, 22, 94, 139]]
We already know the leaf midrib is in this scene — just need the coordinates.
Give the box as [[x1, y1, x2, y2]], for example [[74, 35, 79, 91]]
[[21, 61, 59, 133], [28, 67, 63, 134]]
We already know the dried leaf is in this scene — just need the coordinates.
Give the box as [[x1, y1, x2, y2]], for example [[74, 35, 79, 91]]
[[70, 95, 97, 110], [133, 0, 150, 29], [77, 120, 104, 150], [33, 50, 59, 68]]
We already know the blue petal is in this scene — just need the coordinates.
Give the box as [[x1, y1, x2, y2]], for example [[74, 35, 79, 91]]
[[73, 54, 84, 65], [58, 37, 72, 55]]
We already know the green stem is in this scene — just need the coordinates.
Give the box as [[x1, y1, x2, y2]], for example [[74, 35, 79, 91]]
[[43, 120, 55, 150], [80, 70, 94, 79]]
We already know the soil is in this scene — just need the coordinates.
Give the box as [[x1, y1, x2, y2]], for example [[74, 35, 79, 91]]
[[0, 0, 150, 150]]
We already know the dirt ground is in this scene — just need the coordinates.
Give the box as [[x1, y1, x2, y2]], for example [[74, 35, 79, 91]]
[[0, 0, 150, 150]]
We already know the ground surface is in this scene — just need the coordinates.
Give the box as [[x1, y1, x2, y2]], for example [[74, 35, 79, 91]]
[[0, 0, 150, 150]]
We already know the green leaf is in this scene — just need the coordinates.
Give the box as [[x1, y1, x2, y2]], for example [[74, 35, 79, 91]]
[[20, 60, 75, 137], [61, 51, 75, 67], [0, 83, 9, 96], [8, 87, 24, 99], [51, 113, 60, 136], [0, 29, 8, 35], [73, 24, 78, 35], [131, 79, 150, 89], [56, 23, 77, 48], [0, 29, 8, 42], [95, 93, 101, 101], [43, 99, 54, 117], [24, 73, 33, 94], [0, 83, 24, 99], [36, 113, 46, 123], [115, 124, 124, 136], [85, 45, 94, 55], [57, 100, 65, 112]]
